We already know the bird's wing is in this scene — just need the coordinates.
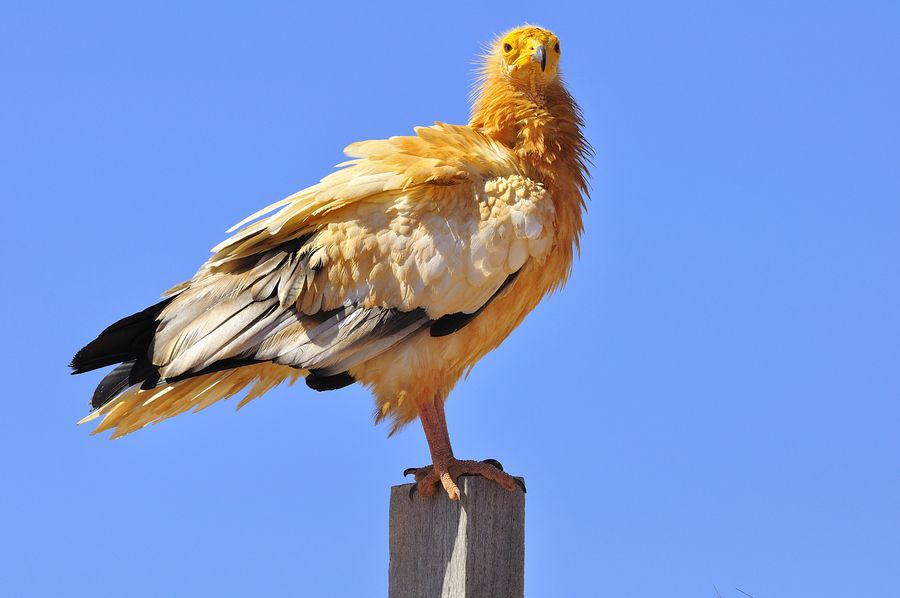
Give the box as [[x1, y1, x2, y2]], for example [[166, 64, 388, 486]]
[[207, 123, 525, 267], [148, 123, 555, 383]]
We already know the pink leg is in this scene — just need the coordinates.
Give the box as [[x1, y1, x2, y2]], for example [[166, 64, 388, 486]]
[[409, 395, 519, 500]]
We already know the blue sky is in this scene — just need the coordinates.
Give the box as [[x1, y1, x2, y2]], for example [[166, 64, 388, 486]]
[[2, 2, 898, 596]]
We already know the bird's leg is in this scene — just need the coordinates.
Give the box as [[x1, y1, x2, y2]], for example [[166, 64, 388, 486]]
[[417, 393, 457, 499], [405, 394, 520, 500]]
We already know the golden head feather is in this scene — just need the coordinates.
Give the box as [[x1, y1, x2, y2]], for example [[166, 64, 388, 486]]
[[491, 25, 563, 86]]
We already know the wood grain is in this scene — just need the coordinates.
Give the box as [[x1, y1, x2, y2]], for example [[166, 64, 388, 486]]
[[389, 476, 525, 598]]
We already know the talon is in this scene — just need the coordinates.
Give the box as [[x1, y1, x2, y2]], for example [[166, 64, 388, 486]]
[[514, 477, 527, 493], [481, 458, 504, 471], [402, 456, 517, 500]]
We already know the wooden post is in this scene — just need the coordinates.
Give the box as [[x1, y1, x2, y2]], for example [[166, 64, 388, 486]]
[[388, 476, 526, 598]]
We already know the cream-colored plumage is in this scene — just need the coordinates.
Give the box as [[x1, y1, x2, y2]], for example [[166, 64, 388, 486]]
[[79, 124, 557, 435], [74, 25, 589, 497]]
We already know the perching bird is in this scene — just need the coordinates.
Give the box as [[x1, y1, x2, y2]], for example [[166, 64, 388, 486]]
[[71, 25, 589, 500]]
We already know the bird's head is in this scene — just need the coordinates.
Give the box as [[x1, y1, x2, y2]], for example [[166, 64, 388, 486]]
[[494, 26, 561, 86]]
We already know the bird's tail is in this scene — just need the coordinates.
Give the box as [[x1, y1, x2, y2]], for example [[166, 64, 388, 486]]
[[71, 300, 301, 438], [77, 362, 302, 438]]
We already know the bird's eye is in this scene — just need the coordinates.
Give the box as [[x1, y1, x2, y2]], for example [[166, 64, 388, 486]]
[[503, 43, 513, 52], [554, 43, 560, 53]]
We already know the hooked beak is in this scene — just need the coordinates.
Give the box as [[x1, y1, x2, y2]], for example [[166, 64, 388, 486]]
[[532, 44, 547, 72]]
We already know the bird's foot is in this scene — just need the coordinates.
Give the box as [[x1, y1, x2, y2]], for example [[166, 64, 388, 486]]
[[404, 458, 525, 501]]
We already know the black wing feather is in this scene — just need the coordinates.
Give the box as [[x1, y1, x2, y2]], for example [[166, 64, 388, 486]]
[[430, 271, 520, 337], [70, 298, 173, 374]]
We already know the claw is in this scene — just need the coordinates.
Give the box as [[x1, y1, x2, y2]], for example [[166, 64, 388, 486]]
[[402, 459, 519, 500], [481, 458, 504, 471]]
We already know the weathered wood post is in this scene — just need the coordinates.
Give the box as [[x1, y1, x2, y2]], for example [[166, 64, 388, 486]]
[[388, 476, 526, 598]]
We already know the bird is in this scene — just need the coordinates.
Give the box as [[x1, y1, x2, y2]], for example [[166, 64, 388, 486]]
[[71, 24, 590, 500]]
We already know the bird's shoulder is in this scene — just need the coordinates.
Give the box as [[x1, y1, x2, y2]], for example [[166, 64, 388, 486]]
[[206, 123, 542, 267], [343, 121, 525, 186]]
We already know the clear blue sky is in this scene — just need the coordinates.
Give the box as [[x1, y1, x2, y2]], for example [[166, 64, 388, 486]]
[[1, 2, 898, 597]]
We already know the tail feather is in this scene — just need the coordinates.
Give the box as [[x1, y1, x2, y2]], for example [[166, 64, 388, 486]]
[[90, 360, 136, 409], [80, 363, 302, 438], [86, 355, 162, 408]]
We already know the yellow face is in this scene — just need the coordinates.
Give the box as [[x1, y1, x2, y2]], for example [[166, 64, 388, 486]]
[[498, 26, 562, 84]]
